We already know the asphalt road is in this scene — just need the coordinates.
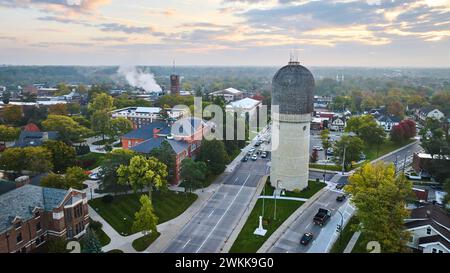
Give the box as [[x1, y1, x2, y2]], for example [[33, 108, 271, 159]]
[[267, 187, 354, 253], [163, 156, 269, 253]]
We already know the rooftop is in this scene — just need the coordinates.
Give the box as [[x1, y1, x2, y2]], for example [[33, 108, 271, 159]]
[[0, 185, 68, 233], [227, 97, 261, 110]]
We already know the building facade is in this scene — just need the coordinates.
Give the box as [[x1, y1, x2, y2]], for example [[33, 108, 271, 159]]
[[0, 185, 89, 253], [270, 60, 314, 191], [210, 88, 244, 102]]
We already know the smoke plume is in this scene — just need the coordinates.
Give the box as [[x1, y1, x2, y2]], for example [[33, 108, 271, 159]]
[[118, 66, 162, 92]]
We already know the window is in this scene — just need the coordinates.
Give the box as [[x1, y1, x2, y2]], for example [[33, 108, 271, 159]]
[[427, 227, 432, 235], [432, 248, 437, 253], [34, 211, 40, 218], [67, 227, 73, 238], [36, 222, 41, 232], [438, 250, 443, 253], [74, 204, 83, 219], [14, 222, 21, 229], [16, 233, 23, 244]]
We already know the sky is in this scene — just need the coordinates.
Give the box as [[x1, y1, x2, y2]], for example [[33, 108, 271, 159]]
[[0, 0, 449, 67]]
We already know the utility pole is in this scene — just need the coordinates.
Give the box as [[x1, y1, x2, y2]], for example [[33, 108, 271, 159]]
[[274, 180, 280, 221], [342, 145, 347, 175]]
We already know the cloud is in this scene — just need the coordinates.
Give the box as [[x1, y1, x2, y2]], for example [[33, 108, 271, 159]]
[[0, 0, 111, 15]]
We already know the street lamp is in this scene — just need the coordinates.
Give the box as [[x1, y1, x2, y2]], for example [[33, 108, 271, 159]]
[[341, 132, 355, 175], [274, 180, 282, 221], [334, 209, 344, 246], [323, 136, 331, 183]]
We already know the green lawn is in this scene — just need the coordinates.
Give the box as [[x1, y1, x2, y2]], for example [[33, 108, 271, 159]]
[[229, 199, 304, 253], [363, 139, 415, 162], [107, 249, 124, 253], [309, 163, 342, 172], [330, 216, 360, 253], [93, 227, 111, 247], [89, 191, 197, 235], [76, 152, 106, 170], [229, 180, 325, 253], [262, 180, 326, 199], [132, 231, 161, 252]]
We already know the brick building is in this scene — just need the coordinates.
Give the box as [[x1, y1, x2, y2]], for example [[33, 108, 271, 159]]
[[0, 185, 89, 253], [121, 117, 209, 184]]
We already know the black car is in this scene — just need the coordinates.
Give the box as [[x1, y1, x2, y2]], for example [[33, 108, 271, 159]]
[[300, 232, 314, 245], [241, 156, 249, 162], [336, 194, 346, 202], [335, 183, 345, 190]]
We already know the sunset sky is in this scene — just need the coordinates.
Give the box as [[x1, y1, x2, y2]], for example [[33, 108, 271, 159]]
[[1, 0, 449, 66]]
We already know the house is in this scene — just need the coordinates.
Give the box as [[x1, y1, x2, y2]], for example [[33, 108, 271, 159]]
[[313, 95, 333, 109], [111, 106, 188, 129], [210, 88, 244, 103], [0, 184, 89, 253], [14, 131, 58, 147], [376, 115, 402, 131], [405, 204, 450, 253], [412, 153, 450, 179], [226, 97, 262, 118], [329, 116, 346, 131], [121, 117, 209, 184], [416, 107, 445, 122]]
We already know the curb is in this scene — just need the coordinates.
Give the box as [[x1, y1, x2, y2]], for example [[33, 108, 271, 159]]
[[221, 175, 268, 253], [257, 186, 328, 253]]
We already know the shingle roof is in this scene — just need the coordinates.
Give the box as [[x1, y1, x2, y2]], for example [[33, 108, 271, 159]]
[[122, 122, 170, 139], [0, 185, 68, 233], [131, 138, 189, 155], [418, 235, 450, 249], [410, 204, 450, 228], [14, 131, 58, 147]]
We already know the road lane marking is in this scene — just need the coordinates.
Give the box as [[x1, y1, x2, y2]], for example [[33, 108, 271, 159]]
[[208, 209, 215, 218], [182, 239, 191, 249], [195, 173, 252, 253]]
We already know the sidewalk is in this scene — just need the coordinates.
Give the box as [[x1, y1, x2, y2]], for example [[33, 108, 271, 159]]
[[258, 195, 308, 202], [343, 231, 361, 253]]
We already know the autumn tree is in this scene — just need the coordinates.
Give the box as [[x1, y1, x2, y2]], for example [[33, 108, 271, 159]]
[[41, 166, 87, 190], [320, 129, 332, 159], [149, 141, 175, 182], [48, 103, 68, 115], [0, 125, 20, 144], [345, 162, 412, 252], [117, 155, 168, 197], [2, 105, 23, 125]]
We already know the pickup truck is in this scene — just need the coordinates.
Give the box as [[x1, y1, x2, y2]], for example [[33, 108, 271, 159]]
[[313, 208, 331, 226]]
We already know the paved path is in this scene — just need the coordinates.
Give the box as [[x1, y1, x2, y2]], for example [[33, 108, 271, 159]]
[[259, 196, 309, 202], [343, 231, 361, 253]]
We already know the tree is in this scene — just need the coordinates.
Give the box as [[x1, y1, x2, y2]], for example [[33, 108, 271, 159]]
[[345, 162, 412, 252], [42, 115, 91, 143], [48, 103, 68, 115], [345, 115, 386, 145], [43, 140, 77, 173], [99, 149, 135, 193], [0, 147, 53, 174], [443, 179, 450, 211], [0, 125, 20, 144], [2, 90, 11, 104], [67, 102, 81, 115], [198, 139, 229, 175], [47, 238, 68, 253], [180, 158, 207, 192], [149, 141, 175, 182], [89, 92, 114, 112], [387, 100, 405, 118], [81, 228, 103, 253], [2, 105, 23, 125], [390, 124, 405, 143], [56, 83, 70, 96], [109, 117, 133, 139], [71, 115, 91, 129], [310, 149, 319, 163], [65, 166, 88, 189], [117, 155, 168, 197], [41, 166, 87, 190], [132, 195, 158, 236], [320, 129, 332, 159], [333, 135, 364, 170], [91, 110, 111, 140]]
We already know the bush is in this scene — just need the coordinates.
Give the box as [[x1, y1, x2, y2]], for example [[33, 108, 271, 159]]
[[102, 194, 114, 204], [75, 145, 91, 156], [89, 219, 103, 230]]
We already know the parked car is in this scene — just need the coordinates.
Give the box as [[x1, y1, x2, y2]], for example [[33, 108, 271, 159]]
[[241, 156, 249, 162], [251, 155, 258, 161], [313, 145, 324, 151], [89, 172, 101, 180], [326, 148, 334, 156], [300, 232, 314, 245], [336, 194, 346, 202], [359, 152, 367, 160], [335, 183, 345, 190], [261, 151, 268, 158]]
